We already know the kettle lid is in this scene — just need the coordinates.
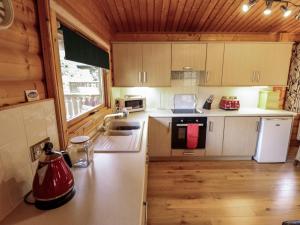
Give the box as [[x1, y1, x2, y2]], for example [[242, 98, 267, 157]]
[[39, 142, 62, 163]]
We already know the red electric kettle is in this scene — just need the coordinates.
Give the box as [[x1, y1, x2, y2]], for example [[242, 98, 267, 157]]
[[32, 142, 75, 210]]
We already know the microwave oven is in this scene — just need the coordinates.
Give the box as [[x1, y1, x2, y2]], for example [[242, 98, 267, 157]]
[[115, 96, 146, 112]]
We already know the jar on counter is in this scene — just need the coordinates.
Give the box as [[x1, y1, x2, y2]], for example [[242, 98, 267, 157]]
[[68, 136, 94, 168]]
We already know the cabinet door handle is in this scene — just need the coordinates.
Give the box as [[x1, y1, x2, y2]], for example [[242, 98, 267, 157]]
[[183, 152, 195, 155], [183, 66, 192, 70], [168, 122, 171, 133], [257, 71, 261, 82], [143, 201, 148, 224], [143, 72, 147, 83], [251, 71, 256, 82], [209, 121, 213, 132], [138, 72, 142, 83], [205, 71, 210, 83]]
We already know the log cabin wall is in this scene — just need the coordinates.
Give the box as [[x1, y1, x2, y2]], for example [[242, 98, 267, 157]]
[[54, 0, 113, 47], [0, 0, 46, 107]]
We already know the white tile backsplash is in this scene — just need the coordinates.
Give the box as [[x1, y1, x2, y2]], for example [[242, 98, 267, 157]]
[[112, 84, 272, 110], [22, 103, 48, 147], [0, 99, 59, 221], [0, 110, 25, 147]]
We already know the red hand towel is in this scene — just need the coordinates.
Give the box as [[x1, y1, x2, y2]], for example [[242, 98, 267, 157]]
[[186, 124, 199, 149]]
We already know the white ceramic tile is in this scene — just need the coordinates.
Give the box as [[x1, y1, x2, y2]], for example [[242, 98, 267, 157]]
[[7, 164, 32, 209], [43, 101, 59, 149], [31, 160, 39, 176], [0, 140, 31, 181], [0, 143, 32, 219], [0, 100, 60, 221], [0, 109, 26, 147], [112, 86, 271, 110], [22, 103, 48, 147], [0, 181, 13, 222]]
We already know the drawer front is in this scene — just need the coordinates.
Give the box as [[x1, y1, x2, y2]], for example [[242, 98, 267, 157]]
[[172, 150, 205, 157]]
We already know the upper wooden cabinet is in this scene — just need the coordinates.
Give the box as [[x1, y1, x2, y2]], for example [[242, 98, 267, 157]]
[[113, 43, 171, 87], [113, 43, 143, 87], [222, 43, 292, 86], [171, 43, 206, 71], [113, 42, 292, 87], [142, 43, 171, 87], [255, 43, 292, 86], [199, 43, 224, 86]]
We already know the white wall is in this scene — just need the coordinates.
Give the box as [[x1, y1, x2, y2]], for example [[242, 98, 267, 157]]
[[0, 99, 59, 221], [112, 81, 272, 110]]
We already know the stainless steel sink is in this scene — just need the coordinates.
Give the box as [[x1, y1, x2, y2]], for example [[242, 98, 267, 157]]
[[107, 121, 141, 131], [104, 130, 133, 136], [94, 120, 144, 153]]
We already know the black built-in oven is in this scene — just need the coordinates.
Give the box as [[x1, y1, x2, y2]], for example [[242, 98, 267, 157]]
[[172, 117, 207, 149]]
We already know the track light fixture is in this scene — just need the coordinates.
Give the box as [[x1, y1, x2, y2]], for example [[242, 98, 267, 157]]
[[281, 5, 292, 17], [241, 0, 300, 19], [263, 0, 273, 15], [242, 0, 257, 12]]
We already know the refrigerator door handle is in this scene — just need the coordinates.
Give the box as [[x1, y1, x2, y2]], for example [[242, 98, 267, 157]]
[[256, 121, 260, 132]]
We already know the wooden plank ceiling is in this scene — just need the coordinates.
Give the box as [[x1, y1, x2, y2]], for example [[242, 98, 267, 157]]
[[98, 0, 300, 34]]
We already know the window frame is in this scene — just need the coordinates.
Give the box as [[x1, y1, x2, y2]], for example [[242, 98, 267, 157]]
[[37, 0, 111, 149], [57, 22, 109, 127]]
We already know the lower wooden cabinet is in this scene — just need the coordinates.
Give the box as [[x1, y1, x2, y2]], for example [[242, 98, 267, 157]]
[[148, 117, 171, 157], [141, 156, 148, 225], [222, 117, 260, 156], [148, 116, 261, 159], [205, 117, 225, 156]]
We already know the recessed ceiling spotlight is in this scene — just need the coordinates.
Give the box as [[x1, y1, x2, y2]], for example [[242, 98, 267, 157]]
[[263, 0, 273, 15], [281, 5, 292, 17], [242, 0, 257, 12]]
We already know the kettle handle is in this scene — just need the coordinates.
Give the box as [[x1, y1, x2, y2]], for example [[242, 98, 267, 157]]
[[61, 151, 73, 168]]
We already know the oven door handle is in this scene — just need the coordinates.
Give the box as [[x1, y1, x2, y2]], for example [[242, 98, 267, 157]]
[[176, 124, 204, 127]]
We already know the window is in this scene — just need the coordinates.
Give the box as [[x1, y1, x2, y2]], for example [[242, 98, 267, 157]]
[[58, 31, 105, 121]]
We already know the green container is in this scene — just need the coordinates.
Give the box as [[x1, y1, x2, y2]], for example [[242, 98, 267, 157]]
[[258, 90, 280, 109]]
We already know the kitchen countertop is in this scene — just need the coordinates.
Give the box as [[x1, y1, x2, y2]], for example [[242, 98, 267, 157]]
[[146, 108, 297, 117], [0, 113, 148, 225], [0, 108, 296, 225]]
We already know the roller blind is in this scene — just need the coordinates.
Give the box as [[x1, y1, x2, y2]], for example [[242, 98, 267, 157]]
[[61, 25, 110, 69]]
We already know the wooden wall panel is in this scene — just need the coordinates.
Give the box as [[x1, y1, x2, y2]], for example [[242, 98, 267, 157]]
[[54, 0, 113, 45], [112, 32, 298, 42], [98, 0, 300, 34], [0, 0, 46, 107]]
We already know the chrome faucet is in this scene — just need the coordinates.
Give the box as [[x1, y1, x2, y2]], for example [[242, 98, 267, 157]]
[[99, 112, 126, 132]]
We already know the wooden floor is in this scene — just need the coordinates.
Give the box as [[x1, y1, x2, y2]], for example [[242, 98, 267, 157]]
[[147, 157, 300, 225]]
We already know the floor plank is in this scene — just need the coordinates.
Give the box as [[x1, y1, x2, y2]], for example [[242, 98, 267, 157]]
[[147, 160, 300, 225]]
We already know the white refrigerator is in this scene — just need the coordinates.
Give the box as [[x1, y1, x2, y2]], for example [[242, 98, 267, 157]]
[[254, 117, 293, 163]]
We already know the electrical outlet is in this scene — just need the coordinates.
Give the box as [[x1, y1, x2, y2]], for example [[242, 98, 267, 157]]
[[30, 137, 50, 162]]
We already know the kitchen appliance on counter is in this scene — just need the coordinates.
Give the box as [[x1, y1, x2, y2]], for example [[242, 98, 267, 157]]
[[219, 96, 240, 110], [115, 95, 146, 112], [30, 142, 75, 210], [203, 95, 214, 110], [258, 90, 280, 109], [254, 117, 292, 163], [171, 94, 202, 114], [172, 117, 207, 149], [68, 135, 93, 168]]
